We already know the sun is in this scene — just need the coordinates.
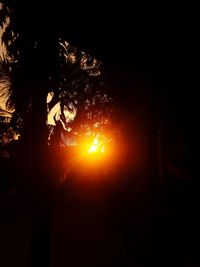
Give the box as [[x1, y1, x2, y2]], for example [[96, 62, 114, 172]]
[[87, 136, 106, 154], [88, 144, 98, 153], [77, 134, 109, 160]]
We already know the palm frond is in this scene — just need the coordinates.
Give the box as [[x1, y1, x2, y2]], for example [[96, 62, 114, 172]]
[[0, 54, 10, 102]]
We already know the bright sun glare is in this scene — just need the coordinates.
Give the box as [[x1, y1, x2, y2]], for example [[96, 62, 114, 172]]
[[87, 136, 106, 154]]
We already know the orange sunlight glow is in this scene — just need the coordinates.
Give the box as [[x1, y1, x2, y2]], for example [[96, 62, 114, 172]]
[[87, 136, 106, 154], [61, 131, 127, 183], [77, 134, 111, 165], [68, 133, 115, 181]]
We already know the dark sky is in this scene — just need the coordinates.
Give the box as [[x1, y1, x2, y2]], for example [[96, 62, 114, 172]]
[[1, 1, 194, 73], [1, 1, 196, 120]]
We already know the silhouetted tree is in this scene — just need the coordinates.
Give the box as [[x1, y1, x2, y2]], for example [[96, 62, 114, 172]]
[[0, 2, 114, 266]]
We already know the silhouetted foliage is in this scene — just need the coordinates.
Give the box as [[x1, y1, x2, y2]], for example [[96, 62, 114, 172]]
[[0, 2, 114, 147]]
